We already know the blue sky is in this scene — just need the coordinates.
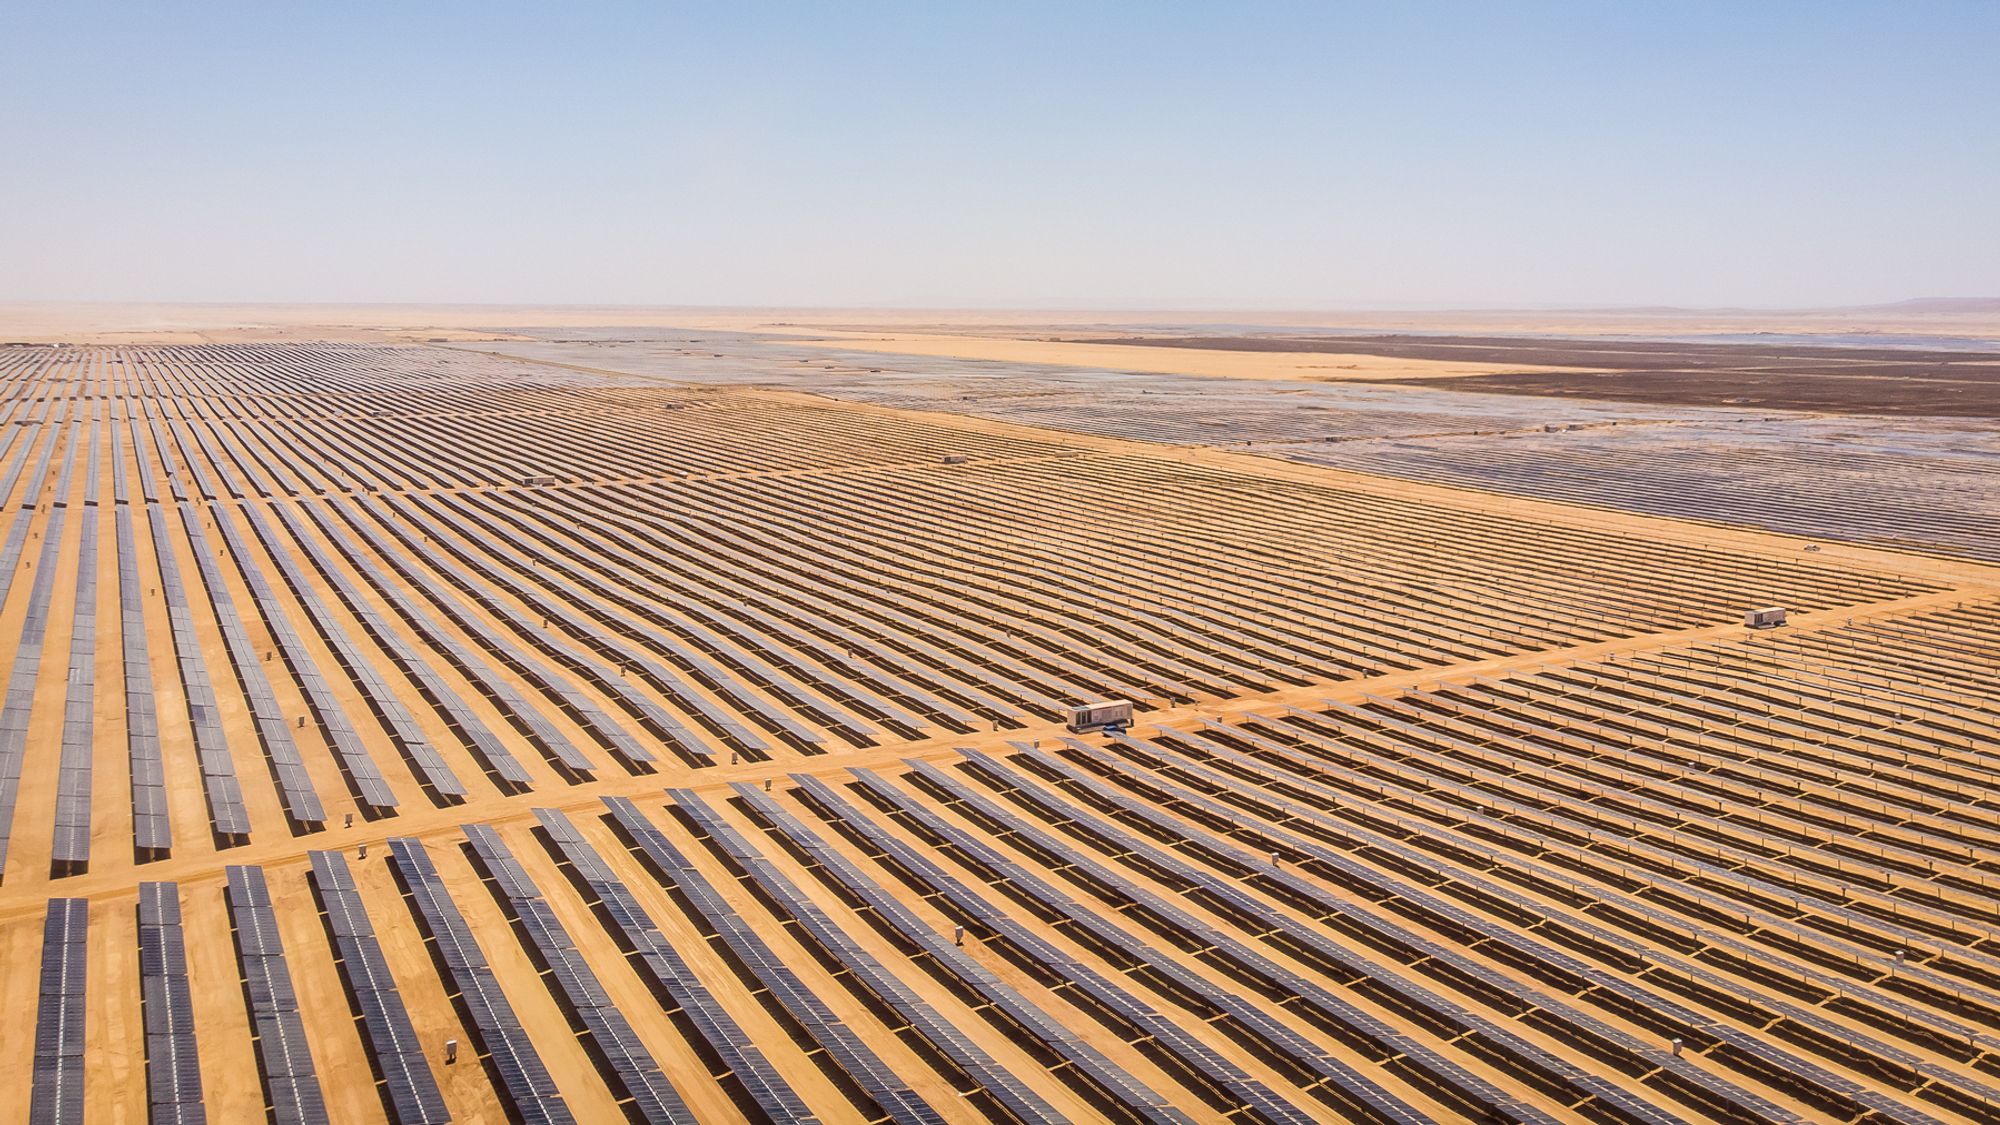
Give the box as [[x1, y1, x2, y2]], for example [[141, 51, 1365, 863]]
[[2, 1, 1994, 308]]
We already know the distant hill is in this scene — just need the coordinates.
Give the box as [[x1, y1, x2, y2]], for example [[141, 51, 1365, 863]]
[[1849, 297, 2000, 314]]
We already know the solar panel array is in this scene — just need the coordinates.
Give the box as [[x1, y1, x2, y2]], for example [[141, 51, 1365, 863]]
[[0, 341, 1955, 880], [604, 793, 1066, 1125], [814, 767, 1441, 1124], [491, 329, 2000, 564], [1276, 417, 2000, 564], [255, 503, 534, 792], [210, 503, 401, 811], [0, 339, 1994, 1123]]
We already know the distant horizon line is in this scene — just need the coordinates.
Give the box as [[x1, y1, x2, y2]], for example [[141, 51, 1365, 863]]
[[3, 296, 1997, 316]]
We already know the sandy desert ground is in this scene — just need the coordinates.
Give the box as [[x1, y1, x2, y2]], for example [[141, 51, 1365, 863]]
[[2, 305, 1999, 1125]]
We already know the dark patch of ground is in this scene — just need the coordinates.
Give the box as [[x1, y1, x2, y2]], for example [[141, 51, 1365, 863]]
[[1375, 368, 2000, 417], [1075, 334, 2000, 416]]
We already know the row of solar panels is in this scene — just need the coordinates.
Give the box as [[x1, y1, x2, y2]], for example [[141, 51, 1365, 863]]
[[50, 509, 97, 870], [648, 462, 1507, 689], [1077, 733, 1830, 1121], [636, 469, 1266, 698], [137, 384, 1080, 752], [139, 883, 206, 1125], [82, 344, 1703, 798], [0, 485, 71, 881], [531, 481, 1004, 733], [114, 503, 174, 852], [161, 376, 938, 492], [1034, 741, 1828, 1122], [341, 495, 680, 767], [808, 768, 1436, 1125], [227, 865, 330, 1125], [1016, 732, 1997, 1125], [8, 396, 644, 864], [209, 502, 404, 811], [1211, 707, 2000, 1103], [167, 394, 619, 814], [254, 503, 535, 792], [381, 494, 718, 761], [1280, 693, 2000, 1023], [218, 501, 472, 803], [430, 490, 837, 752], [30, 898, 88, 1125]]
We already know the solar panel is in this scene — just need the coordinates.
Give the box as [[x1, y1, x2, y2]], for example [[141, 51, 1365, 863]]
[[680, 787, 1202, 1123], [30, 898, 88, 1125], [176, 502, 327, 825], [606, 795, 1044, 1125], [305, 852, 451, 1124], [225, 866, 329, 1125], [138, 883, 207, 1125], [0, 470, 70, 880], [460, 823, 695, 1125], [140, 490, 250, 839], [750, 779, 1317, 1125], [387, 838, 576, 1125], [828, 769, 1434, 1125], [50, 514, 98, 870]]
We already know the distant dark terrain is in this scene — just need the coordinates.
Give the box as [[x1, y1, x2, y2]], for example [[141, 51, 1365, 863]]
[[1077, 334, 2000, 417], [481, 328, 2000, 563]]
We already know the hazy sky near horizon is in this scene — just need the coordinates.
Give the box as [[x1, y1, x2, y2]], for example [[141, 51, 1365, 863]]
[[2, 2, 1995, 309]]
